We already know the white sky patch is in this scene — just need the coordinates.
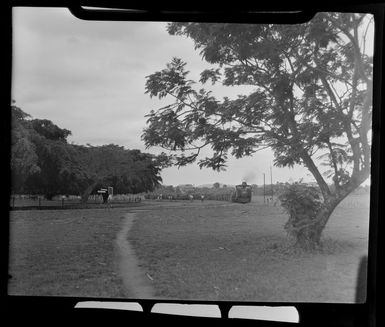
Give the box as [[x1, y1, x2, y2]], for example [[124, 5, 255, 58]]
[[12, 8, 372, 186]]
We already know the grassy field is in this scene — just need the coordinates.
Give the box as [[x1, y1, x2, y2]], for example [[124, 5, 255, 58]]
[[8, 194, 370, 302], [10, 197, 145, 210], [8, 208, 128, 297], [129, 194, 370, 302]]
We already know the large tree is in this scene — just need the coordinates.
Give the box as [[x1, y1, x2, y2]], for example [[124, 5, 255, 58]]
[[11, 104, 40, 192], [11, 104, 71, 198], [143, 13, 373, 249], [11, 105, 166, 202], [61, 144, 165, 203]]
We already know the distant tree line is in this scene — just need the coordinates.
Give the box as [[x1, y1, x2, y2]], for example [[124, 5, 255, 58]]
[[11, 103, 169, 203], [146, 184, 233, 201]]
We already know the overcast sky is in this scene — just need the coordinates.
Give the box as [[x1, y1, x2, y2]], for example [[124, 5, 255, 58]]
[[12, 8, 372, 186]]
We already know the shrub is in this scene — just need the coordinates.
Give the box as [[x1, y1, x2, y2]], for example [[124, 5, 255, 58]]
[[278, 183, 323, 248]]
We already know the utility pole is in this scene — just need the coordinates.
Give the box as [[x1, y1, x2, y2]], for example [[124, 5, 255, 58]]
[[263, 173, 266, 204]]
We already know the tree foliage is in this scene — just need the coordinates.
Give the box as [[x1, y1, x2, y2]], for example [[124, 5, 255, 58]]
[[278, 184, 324, 248], [31, 119, 71, 141], [143, 13, 373, 248], [11, 105, 166, 201], [61, 144, 164, 202]]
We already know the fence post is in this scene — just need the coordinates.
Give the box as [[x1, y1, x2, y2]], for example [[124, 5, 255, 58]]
[[12, 196, 15, 208], [62, 198, 64, 208], [38, 198, 41, 209]]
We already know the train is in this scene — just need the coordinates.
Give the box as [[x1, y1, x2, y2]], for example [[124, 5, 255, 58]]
[[230, 182, 252, 203]]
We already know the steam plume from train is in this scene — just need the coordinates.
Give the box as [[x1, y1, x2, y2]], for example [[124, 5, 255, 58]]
[[242, 171, 257, 184]]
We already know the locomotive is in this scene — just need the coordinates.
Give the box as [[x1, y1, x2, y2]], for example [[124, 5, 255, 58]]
[[230, 182, 252, 203]]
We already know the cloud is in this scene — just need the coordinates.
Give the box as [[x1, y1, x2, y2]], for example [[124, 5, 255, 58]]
[[13, 9, 211, 155], [14, 7, 155, 44]]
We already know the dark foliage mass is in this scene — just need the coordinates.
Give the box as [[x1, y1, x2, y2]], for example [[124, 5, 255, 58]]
[[279, 184, 324, 248], [11, 104, 167, 202]]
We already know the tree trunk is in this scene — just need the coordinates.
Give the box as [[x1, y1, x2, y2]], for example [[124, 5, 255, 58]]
[[80, 181, 98, 204], [45, 193, 54, 201], [295, 200, 339, 250]]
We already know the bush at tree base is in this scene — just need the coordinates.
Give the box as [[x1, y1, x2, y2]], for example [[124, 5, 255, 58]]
[[278, 184, 324, 249]]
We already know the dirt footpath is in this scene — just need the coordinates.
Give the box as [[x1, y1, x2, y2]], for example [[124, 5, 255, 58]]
[[115, 212, 154, 298]]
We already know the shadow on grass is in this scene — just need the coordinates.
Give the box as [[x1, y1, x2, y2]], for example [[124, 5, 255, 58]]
[[261, 236, 358, 256]]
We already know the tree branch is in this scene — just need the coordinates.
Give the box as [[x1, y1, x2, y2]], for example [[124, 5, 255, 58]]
[[323, 14, 369, 83], [313, 57, 341, 109], [326, 139, 341, 194], [284, 105, 331, 199]]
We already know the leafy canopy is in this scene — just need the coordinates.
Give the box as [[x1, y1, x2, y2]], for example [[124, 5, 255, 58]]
[[11, 105, 166, 197], [143, 13, 372, 201]]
